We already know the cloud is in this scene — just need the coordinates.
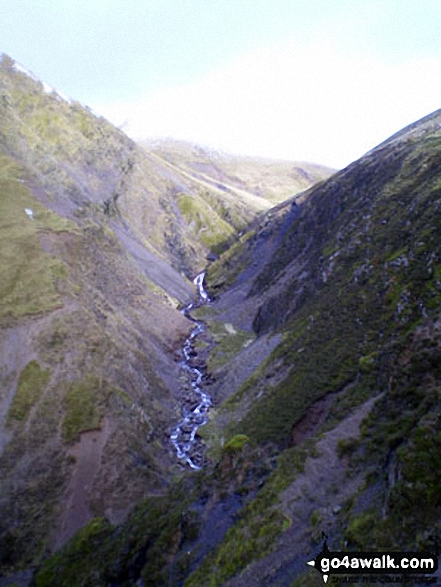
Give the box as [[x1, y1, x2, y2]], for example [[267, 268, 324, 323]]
[[94, 41, 441, 168]]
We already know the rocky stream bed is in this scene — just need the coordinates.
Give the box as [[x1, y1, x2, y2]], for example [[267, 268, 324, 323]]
[[170, 272, 212, 469]]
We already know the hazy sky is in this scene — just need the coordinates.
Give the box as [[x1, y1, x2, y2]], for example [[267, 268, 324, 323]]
[[3, 0, 441, 168]]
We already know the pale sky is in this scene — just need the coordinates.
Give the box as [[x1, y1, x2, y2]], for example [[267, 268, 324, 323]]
[[2, 0, 441, 168]]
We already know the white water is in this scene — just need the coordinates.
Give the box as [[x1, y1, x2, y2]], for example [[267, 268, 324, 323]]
[[171, 272, 212, 469], [193, 272, 210, 303]]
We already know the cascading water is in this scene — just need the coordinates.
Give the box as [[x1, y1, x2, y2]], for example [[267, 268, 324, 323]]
[[171, 272, 212, 470]]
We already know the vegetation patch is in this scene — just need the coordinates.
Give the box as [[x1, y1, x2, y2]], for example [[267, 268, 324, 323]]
[[6, 361, 50, 425], [184, 504, 285, 587], [34, 491, 194, 586], [62, 377, 107, 443], [190, 305, 219, 320], [0, 449, 67, 574], [35, 517, 114, 587], [184, 440, 315, 586], [177, 192, 235, 254], [206, 321, 255, 372], [0, 154, 74, 324], [207, 229, 254, 291], [224, 434, 249, 452]]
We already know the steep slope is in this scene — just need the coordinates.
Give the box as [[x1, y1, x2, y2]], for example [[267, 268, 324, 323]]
[[31, 109, 441, 586], [0, 56, 193, 573], [0, 53, 330, 578], [195, 107, 441, 584], [1, 54, 332, 275]]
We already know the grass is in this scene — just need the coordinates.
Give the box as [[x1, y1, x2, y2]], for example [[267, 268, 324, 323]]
[[224, 434, 249, 452], [176, 192, 235, 253], [3, 56, 441, 585], [6, 361, 50, 425], [187, 119, 441, 579], [0, 447, 67, 574], [190, 305, 219, 319], [205, 321, 255, 372], [0, 154, 75, 324], [34, 490, 194, 587], [62, 377, 106, 443], [206, 229, 254, 291], [349, 373, 441, 549], [35, 517, 114, 587], [216, 122, 441, 449], [184, 440, 316, 586]]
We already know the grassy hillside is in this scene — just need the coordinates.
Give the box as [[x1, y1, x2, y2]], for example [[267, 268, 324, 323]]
[[0, 52, 331, 578], [144, 137, 334, 205], [0, 53, 199, 575], [0, 154, 74, 324], [1, 54, 332, 278], [0, 149, 192, 574]]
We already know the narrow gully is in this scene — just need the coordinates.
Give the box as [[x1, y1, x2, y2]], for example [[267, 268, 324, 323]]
[[171, 272, 212, 470]]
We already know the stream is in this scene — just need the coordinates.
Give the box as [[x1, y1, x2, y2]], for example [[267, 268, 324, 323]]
[[171, 272, 212, 470]]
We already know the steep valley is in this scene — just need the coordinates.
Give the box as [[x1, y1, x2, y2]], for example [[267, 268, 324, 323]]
[[1, 52, 441, 587], [0, 53, 332, 584]]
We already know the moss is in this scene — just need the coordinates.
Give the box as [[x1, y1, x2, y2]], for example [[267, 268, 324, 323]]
[[206, 230, 254, 290], [34, 486, 199, 586], [6, 361, 50, 425], [344, 509, 380, 549], [0, 154, 75, 324], [309, 509, 322, 528], [62, 377, 106, 443], [190, 305, 219, 319], [176, 192, 235, 253], [358, 352, 377, 373], [267, 439, 318, 494], [237, 318, 360, 446], [3, 59, 441, 585], [185, 440, 316, 586], [197, 120, 441, 578], [0, 448, 68, 574], [35, 517, 113, 587], [184, 508, 286, 587], [224, 434, 249, 452], [385, 420, 441, 534], [337, 437, 360, 459], [206, 322, 254, 372], [321, 380, 374, 434], [224, 138, 441, 443], [344, 334, 441, 549]]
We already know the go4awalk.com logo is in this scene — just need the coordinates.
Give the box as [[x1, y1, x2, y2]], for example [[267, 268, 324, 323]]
[[307, 541, 438, 584]]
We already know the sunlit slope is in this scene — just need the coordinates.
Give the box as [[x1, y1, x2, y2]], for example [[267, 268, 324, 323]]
[[0, 150, 193, 574], [1, 53, 333, 278], [143, 137, 335, 206], [0, 54, 194, 573]]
